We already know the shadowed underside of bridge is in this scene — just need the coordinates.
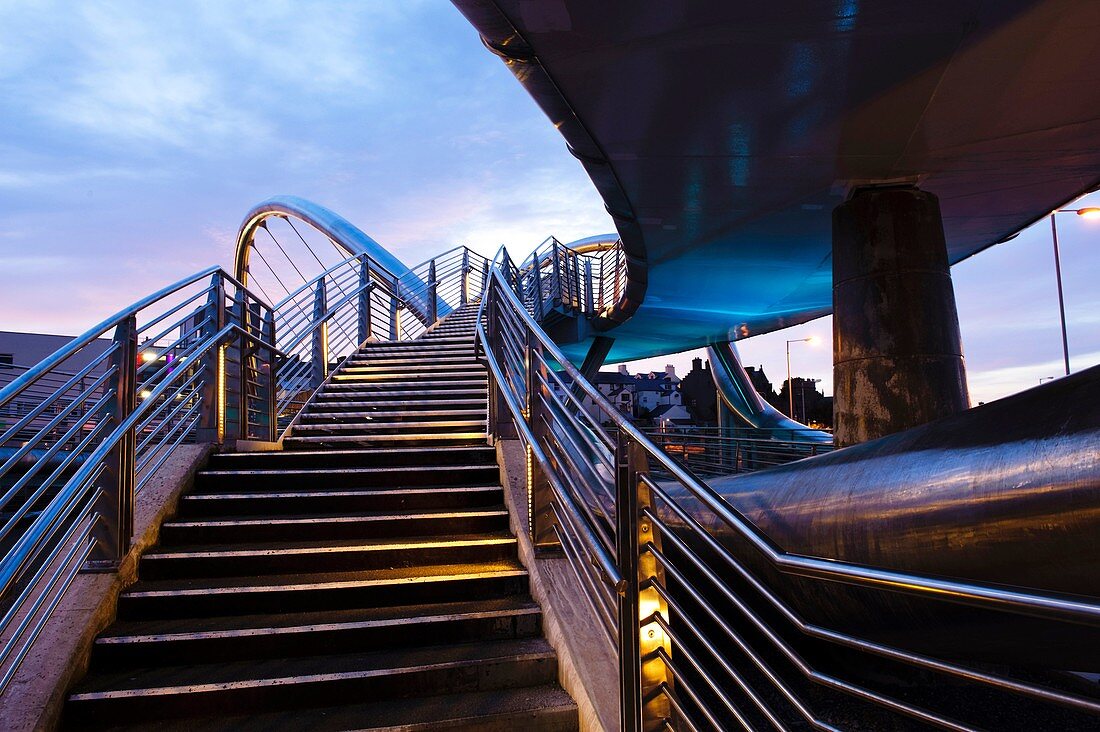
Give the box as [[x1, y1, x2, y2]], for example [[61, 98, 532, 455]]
[[454, 0, 1100, 362]]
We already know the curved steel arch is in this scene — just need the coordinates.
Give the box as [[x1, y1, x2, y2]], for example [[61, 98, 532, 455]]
[[234, 195, 414, 288]]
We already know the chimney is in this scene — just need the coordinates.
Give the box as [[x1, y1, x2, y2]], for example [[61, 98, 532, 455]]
[[618, 364, 629, 376], [665, 364, 676, 378]]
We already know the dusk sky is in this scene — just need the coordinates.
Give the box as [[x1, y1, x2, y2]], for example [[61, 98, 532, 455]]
[[2, 2, 1098, 405]]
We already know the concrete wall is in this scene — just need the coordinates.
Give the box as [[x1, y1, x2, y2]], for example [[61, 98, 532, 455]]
[[496, 440, 619, 732]]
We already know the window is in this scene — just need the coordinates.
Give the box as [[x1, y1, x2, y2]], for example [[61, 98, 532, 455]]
[[0, 354, 12, 369]]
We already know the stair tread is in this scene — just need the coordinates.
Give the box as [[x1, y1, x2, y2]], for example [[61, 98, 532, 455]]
[[77, 685, 576, 732], [301, 409, 486, 419], [284, 433, 487, 443], [209, 446, 493, 460], [70, 637, 555, 697], [198, 464, 495, 477], [165, 508, 507, 526], [98, 597, 540, 643], [184, 485, 503, 500], [123, 562, 527, 597], [144, 533, 517, 560]]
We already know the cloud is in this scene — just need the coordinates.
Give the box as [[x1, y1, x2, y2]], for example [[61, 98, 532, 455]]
[[0, 167, 151, 190], [967, 350, 1100, 404]]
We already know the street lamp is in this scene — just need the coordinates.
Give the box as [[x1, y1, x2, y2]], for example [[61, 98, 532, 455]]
[[1049, 207, 1100, 375], [786, 336, 819, 419]]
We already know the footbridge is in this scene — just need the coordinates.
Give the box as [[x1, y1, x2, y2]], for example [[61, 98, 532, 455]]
[[2, 1, 1100, 729], [0, 192, 1097, 730]]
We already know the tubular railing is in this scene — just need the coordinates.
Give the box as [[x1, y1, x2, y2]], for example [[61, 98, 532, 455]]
[[642, 428, 832, 479], [0, 364, 111, 449], [0, 266, 277, 692], [270, 246, 489, 434], [478, 248, 1100, 731], [0, 238, 488, 695], [514, 236, 625, 321]]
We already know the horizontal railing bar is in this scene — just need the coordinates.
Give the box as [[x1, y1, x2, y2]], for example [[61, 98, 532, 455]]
[[647, 608, 790, 732], [137, 410, 201, 490], [0, 348, 118, 446], [0, 500, 98, 695], [642, 481, 1100, 716]]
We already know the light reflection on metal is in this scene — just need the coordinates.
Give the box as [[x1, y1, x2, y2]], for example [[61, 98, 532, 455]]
[[478, 245, 1100, 730], [708, 341, 831, 443]]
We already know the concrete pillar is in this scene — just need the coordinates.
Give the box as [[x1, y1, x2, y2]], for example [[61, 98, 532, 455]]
[[832, 186, 969, 447]]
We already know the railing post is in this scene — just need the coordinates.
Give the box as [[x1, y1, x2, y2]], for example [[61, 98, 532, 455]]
[[584, 259, 595, 315], [263, 308, 277, 442], [486, 287, 517, 441], [527, 334, 559, 550], [616, 431, 672, 731], [233, 290, 249, 441], [531, 252, 544, 318], [551, 239, 562, 307], [389, 290, 400, 341], [197, 273, 226, 443], [481, 259, 489, 299], [312, 277, 328, 387], [86, 315, 137, 570], [460, 248, 470, 305], [427, 259, 438, 324], [358, 257, 372, 345]]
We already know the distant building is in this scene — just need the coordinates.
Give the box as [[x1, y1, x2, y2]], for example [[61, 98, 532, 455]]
[[549, 370, 634, 425], [745, 365, 778, 402], [679, 357, 716, 424], [0, 330, 113, 446], [631, 364, 684, 420], [0, 330, 112, 378], [778, 376, 833, 428]]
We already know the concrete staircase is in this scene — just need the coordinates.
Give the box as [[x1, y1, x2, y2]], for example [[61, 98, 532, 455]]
[[62, 305, 578, 730]]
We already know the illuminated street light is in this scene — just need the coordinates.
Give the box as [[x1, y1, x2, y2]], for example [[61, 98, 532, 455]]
[[141, 351, 157, 363], [786, 336, 819, 420], [1049, 207, 1099, 375]]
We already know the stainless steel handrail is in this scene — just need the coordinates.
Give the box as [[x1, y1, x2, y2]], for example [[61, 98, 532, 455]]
[[0, 191, 489, 699], [478, 246, 1100, 730]]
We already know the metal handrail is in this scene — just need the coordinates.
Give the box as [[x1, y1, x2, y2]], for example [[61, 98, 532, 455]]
[[482, 256, 1100, 620], [478, 246, 1100, 730], [0, 190, 489, 698], [0, 266, 221, 410]]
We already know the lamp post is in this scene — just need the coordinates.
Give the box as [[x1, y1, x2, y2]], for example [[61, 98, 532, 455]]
[[785, 336, 818, 419], [1049, 207, 1100, 375]]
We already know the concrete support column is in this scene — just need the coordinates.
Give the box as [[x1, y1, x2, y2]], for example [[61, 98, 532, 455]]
[[832, 186, 969, 447]]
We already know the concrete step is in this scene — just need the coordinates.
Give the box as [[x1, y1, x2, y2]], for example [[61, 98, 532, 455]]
[[90, 597, 542, 668], [117, 563, 529, 620], [158, 508, 510, 545], [140, 534, 518, 579], [178, 486, 505, 518], [67, 638, 558, 724], [314, 387, 486, 401], [299, 408, 486, 424], [195, 463, 500, 490], [305, 398, 487, 413], [205, 446, 496, 470], [282, 433, 488, 449]]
